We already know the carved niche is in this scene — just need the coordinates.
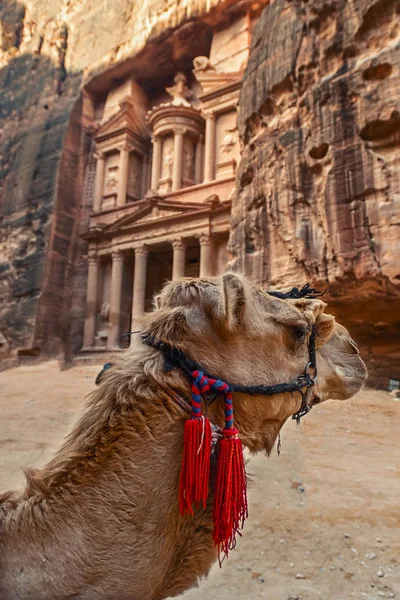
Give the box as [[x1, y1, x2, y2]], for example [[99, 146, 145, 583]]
[[183, 137, 195, 186], [159, 135, 174, 192], [147, 72, 204, 192], [215, 112, 239, 180], [128, 152, 143, 200], [104, 166, 119, 194]]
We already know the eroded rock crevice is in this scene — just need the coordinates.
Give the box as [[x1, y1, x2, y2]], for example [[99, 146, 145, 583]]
[[0, 0, 270, 364], [232, 0, 400, 385]]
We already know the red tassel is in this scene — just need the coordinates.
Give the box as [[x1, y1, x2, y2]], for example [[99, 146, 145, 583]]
[[213, 427, 248, 559], [179, 416, 212, 515]]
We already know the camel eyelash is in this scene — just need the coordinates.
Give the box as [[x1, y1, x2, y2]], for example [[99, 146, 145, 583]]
[[292, 325, 308, 340]]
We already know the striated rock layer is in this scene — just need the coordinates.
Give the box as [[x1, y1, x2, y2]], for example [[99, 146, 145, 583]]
[[0, 0, 257, 365], [0, 0, 398, 386], [230, 0, 400, 386]]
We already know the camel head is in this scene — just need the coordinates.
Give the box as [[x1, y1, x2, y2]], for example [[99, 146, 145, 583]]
[[144, 273, 367, 453]]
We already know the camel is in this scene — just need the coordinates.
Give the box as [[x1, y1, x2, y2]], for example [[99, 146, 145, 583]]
[[0, 273, 367, 600]]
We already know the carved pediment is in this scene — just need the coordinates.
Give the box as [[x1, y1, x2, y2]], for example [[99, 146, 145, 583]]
[[95, 98, 148, 143], [105, 198, 206, 232]]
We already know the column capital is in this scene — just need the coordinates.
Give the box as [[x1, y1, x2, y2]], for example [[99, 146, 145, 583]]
[[88, 249, 99, 264], [199, 233, 213, 246], [134, 244, 149, 257], [202, 110, 215, 121], [172, 126, 187, 136], [172, 237, 187, 251], [111, 248, 124, 262], [94, 150, 105, 161], [119, 142, 133, 153]]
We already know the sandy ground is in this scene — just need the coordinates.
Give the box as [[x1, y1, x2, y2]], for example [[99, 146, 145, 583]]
[[0, 361, 399, 600]]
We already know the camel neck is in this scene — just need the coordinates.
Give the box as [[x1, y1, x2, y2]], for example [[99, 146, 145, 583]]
[[0, 375, 217, 600]]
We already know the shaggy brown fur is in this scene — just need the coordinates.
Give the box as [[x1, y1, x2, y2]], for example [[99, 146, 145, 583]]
[[0, 274, 367, 600]]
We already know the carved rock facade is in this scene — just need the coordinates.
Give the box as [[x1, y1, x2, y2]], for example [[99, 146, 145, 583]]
[[0, 0, 398, 387], [230, 0, 400, 386], [0, 0, 260, 366]]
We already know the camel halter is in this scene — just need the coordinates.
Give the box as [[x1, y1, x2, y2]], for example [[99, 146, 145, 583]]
[[142, 324, 317, 423], [142, 287, 320, 561], [96, 284, 322, 562]]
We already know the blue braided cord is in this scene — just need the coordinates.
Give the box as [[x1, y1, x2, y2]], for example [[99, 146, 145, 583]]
[[190, 370, 236, 430], [191, 372, 204, 417]]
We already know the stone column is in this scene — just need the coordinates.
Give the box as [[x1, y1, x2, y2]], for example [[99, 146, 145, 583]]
[[107, 249, 124, 348], [199, 233, 214, 277], [194, 135, 203, 184], [140, 154, 149, 198], [172, 238, 186, 280], [150, 135, 162, 190], [172, 128, 185, 191], [82, 249, 99, 348], [93, 151, 105, 212], [131, 244, 149, 336], [117, 143, 130, 207], [204, 112, 216, 182]]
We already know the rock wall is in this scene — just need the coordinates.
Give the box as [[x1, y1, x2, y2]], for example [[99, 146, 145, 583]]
[[0, 0, 81, 364], [1, 0, 398, 385], [230, 0, 400, 386], [0, 0, 256, 364]]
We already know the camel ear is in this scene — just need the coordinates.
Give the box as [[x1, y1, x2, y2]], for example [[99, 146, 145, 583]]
[[145, 306, 188, 342], [290, 298, 327, 324], [154, 294, 162, 310], [315, 313, 335, 348], [222, 272, 246, 329]]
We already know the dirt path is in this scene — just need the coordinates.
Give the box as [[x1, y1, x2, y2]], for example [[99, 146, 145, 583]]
[[1, 362, 399, 600]]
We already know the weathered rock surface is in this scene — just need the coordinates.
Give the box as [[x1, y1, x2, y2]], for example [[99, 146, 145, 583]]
[[0, 0, 249, 363], [0, 0, 80, 363], [230, 0, 400, 385], [1, 0, 398, 385]]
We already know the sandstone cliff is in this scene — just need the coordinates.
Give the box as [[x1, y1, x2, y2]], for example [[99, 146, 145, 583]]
[[0, 0, 250, 364], [231, 0, 400, 385], [1, 0, 398, 385]]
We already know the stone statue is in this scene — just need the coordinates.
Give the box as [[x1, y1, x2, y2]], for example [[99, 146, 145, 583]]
[[100, 301, 110, 323], [105, 167, 119, 193], [165, 72, 192, 107], [183, 148, 194, 181], [96, 300, 110, 345], [129, 168, 140, 194], [193, 56, 216, 72], [220, 127, 238, 154], [162, 149, 174, 179]]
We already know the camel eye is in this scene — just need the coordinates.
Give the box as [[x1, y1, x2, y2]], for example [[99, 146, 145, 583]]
[[293, 325, 307, 340]]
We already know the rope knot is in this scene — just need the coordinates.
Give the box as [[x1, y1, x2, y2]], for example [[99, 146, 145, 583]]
[[185, 370, 247, 560], [192, 370, 231, 396], [222, 427, 239, 439]]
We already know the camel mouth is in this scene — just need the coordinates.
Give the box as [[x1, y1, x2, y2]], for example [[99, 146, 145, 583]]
[[335, 366, 367, 380], [335, 357, 368, 385]]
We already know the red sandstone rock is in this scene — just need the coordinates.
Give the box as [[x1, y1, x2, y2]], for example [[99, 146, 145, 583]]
[[0, 0, 261, 364], [230, 0, 400, 386], [0, 0, 398, 387]]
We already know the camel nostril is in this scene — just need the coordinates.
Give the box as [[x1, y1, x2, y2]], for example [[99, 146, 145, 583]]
[[349, 340, 359, 355]]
